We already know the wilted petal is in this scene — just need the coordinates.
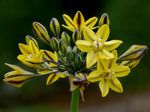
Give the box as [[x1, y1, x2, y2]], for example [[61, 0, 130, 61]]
[[85, 17, 98, 28], [96, 24, 110, 42], [113, 65, 130, 77], [99, 79, 109, 97], [86, 51, 98, 68], [87, 70, 103, 82], [76, 40, 93, 52], [104, 40, 123, 51], [108, 78, 123, 93]]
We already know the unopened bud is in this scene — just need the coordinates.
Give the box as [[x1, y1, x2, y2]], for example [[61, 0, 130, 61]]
[[119, 45, 148, 69], [50, 18, 60, 38], [32, 22, 50, 45], [49, 37, 59, 52], [99, 13, 110, 27], [61, 32, 71, 45], [72, 30, 81, 43], [59, 39, 67, 54], [118, 45, 148, 61], [25, 35, 38, 47]]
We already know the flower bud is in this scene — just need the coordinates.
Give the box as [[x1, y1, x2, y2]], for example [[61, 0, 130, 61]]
[[59, 39, 67, 54], [25, 35, 38, 47], [66, 46, 74, 61], [119, 45, 148, 69], [61, 32, 71, 46], [72, 30, 81, 43], [118, 45, 148, 61], [50, 18, 60, 38], [32, 22, 50, 45], [49, 37, 59, 52], [99, 13, 110, 27]]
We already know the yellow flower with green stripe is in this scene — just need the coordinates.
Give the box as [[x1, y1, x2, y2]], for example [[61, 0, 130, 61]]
[[17, 39, 44, 68], [87, 50, 130, 97], [76, 25, 122, 68], [62, 11, 98, 32]]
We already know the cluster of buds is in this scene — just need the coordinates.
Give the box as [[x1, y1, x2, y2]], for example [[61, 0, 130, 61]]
[[4, 11, 148, 100]]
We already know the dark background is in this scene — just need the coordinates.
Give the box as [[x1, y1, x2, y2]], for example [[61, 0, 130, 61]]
[[0, 0, 150, 112]]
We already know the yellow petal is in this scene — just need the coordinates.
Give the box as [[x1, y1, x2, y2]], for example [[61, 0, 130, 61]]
[[87, 70, 103, 82], [98, 49, 113, 59], [29, 40, 40, 54], [73, 11, 85, 30], [19, 43, 32, 55], [99, 79, 109, 97], [62, 24, 74, 32], [43, 50, 58, 61], [108, 78, 123, 93], [46, 73, 59, 85], [97, 60, 105, 72], [86, 51, 98, 68], [104, 40, 123, 51], [76, 40, 93, 52], [63, 14, 76, 29], [84, 17, 98, 28], [83, 26, 96, 42], [96, 24, 110, 42], [113, 65, 130, 77]]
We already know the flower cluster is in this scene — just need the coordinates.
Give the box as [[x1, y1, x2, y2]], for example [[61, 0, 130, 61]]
[[4, 11, 147, 100]]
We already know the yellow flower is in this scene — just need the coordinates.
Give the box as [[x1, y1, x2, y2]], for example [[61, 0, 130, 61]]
[[62, 11, 98, 32], [76, 25, 123, 68], [17, 39, 44, 68], [87, 51, 130, 97], [4, 63, 35, 87]]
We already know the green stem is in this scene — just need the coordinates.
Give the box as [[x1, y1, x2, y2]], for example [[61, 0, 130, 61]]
[[70, 88, 80, 112]]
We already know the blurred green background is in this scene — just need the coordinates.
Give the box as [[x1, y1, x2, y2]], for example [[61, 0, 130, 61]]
[[0, 0, 150, 112]]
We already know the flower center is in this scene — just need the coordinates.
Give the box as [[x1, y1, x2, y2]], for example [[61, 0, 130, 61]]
[[92, 41, 103, 51], [104, 70, 115, 80]]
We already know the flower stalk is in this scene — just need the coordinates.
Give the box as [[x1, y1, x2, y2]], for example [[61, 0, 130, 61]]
[[70, 88, 80, 112]]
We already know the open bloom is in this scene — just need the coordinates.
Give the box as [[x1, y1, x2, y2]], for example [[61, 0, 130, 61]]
[[76, 25, 122, 68], [62, 11, 98, 32], [4, 63, 35, 87], [17, 39, 44, 68], [87, 50, 130, 97]]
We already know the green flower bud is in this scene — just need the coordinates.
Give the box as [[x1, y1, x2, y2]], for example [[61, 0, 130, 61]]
[[32, 22, 50, 45], [119, 45, 148, 69], [61, 32, 71, 46], [59, 39, 67, 54], [50, 17, 60, 38], [49, 37, 59, 52], [25, 35, 38, 47], [66, 46, 74, 61], [72, 30, 81, 43], [99, 13, 110, 27]]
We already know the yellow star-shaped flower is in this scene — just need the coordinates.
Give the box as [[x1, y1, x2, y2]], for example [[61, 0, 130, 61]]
[[17, 39, 44, 68], [87, 50, 130, 97], [62, 11, 98, 32], [76, 24, 123, 68]]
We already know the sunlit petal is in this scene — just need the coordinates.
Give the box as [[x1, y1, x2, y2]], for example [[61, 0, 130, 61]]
[[76, 40, 93, 52], [87, 70, 103, 82], [99, 79, 109, 97], [113, 66, 130, 77], [86, 51, 98, 68], [84, 17, 98, 28], [104, 40, 122, 51]]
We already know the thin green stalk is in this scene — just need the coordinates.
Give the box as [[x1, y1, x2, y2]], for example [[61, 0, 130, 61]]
[[70, 88, 80, 112]]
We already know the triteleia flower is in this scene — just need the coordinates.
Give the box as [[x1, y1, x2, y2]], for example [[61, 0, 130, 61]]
[[4, 63, 35, 87], [87, 50, 130, 97], [76, 25, 122, 68], [62, 11, 98, 32], [17, 38, 44, 68]]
